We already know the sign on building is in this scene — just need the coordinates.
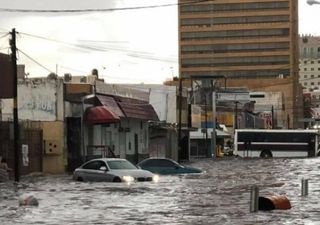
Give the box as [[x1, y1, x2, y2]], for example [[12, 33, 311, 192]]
[[0, 53, 13, 98], [216, 92, 250, 103], [18, 80, 57, 121], [191, 104, 201, 128], [22, 144, 29, 167]]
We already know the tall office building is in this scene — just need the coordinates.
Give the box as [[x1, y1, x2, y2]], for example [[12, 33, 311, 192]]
[[178, 0, 301, 128]]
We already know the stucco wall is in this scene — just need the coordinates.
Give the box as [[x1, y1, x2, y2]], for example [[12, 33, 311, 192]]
[[85, 118, 149, 163], [17, 78, 64, 121]]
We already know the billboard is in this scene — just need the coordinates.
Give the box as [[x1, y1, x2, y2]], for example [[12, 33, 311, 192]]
[[0, 53, 13, 98], [191, 104, 201, 128]]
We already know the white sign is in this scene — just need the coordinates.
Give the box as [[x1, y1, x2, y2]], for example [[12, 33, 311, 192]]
[[21, 144, 29, 167], [191, 104, 201, 128], [216, 92, 250, 103]]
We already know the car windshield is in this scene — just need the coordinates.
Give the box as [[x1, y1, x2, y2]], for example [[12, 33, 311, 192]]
[[107, 160, 137, 170]]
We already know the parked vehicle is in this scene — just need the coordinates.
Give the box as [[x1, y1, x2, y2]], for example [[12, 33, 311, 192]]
[[137, 158, 202, 175], [234, 129, 320, 158], [73, 158, 159, 182]]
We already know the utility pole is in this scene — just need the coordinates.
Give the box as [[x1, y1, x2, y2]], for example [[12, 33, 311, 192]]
[[234, 101, 239, 130], [204, 91, 208, 153], [211, 92, 216, 158], [178, 77, 183, 163], [271, 105, 274, 129], [10, 28, 20, 182]]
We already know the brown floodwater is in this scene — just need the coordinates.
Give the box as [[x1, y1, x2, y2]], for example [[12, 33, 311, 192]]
[[1, 157, 320, 225]]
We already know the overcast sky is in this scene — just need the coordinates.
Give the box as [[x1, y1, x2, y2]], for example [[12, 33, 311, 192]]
[[0, 0, 319, 84]]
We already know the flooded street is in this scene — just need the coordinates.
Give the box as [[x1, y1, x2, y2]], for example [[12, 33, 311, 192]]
[[1, 158, 320, 225]]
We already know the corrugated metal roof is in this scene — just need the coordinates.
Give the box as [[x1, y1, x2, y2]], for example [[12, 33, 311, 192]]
[[118, 101, 159, 121], [96, 95, 124, 117], [97, 94, 159, 121]]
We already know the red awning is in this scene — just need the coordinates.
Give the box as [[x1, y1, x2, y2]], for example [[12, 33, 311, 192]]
[[84, 106, 120, 124]]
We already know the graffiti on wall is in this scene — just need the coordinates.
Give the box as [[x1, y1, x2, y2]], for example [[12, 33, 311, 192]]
[[18, 82, 57, 121]]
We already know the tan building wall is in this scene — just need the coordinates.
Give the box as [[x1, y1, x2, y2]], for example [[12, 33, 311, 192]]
[[178, 0, 300, 127]]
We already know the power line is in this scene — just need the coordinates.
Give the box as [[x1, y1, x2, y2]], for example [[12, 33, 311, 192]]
[[59, 65, 88, 74], [0, 32, 9, 40], [0, 47, 9, 51], [17, 48, 53, 74], [0, 0, 210, 13], [18, 31, 178, 63]]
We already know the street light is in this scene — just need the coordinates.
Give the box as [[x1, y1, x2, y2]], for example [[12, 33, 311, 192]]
[[307, 0, 320, 5]]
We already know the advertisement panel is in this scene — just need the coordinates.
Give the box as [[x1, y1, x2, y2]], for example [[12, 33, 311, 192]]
[[0, 53, 13, 98]]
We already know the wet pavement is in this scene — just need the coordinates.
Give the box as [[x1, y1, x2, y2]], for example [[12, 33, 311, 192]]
[[1, 157, 320, 225]]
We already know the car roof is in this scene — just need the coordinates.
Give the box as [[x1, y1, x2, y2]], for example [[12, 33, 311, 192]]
[[138, 157, 178, 163], [89, 158, 128, 162], [143, 157, 174, 160]]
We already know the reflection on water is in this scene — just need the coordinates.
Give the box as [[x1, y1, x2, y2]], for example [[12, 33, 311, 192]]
[[1, 158, 320, 225]]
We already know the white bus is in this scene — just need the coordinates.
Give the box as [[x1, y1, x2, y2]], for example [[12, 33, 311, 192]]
[[234, 129, 320, 158]]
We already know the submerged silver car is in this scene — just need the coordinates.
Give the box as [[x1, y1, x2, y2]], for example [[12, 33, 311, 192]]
[[73, 158, 159, 182]]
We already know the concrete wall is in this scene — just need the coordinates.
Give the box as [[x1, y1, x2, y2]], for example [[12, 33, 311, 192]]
[[16, 78, 64, 121], [95, 81, 149, 102], [85, 118, 150, 164], [1, 78, 66, 174], [0, 99, 13, 121], [121, 84, 178, 123]]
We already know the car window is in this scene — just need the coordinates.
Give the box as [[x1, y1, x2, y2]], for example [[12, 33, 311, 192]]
[[143, 159, 177, 168], [107, 160, 137, 170], [141, 159, 157, 167], [158, 159, 177, 167], [82, 161, 106, 170]]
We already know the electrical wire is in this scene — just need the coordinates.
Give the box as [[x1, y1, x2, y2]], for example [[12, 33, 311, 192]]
[[18, 32, 178, 63], [17, 49, 54, 74], [0, 32, 9, 40], [0, 47, 9, 51], [0, 0, 211, 13]]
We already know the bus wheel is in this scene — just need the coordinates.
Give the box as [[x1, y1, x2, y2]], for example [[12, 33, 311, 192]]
[[260, 150, 273, 158]]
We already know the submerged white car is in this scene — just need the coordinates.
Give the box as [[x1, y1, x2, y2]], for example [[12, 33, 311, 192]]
[[73, 158, 159, 182]]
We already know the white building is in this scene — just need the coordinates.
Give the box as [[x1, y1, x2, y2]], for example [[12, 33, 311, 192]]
[[299, 35, 320, 116]]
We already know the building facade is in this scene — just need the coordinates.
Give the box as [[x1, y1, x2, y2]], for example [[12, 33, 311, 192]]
[[178, 0, 301, 128], [299, 35, 320, 116]]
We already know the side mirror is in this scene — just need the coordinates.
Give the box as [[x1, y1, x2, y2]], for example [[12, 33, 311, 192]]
[[99, 166, 107, 171]]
